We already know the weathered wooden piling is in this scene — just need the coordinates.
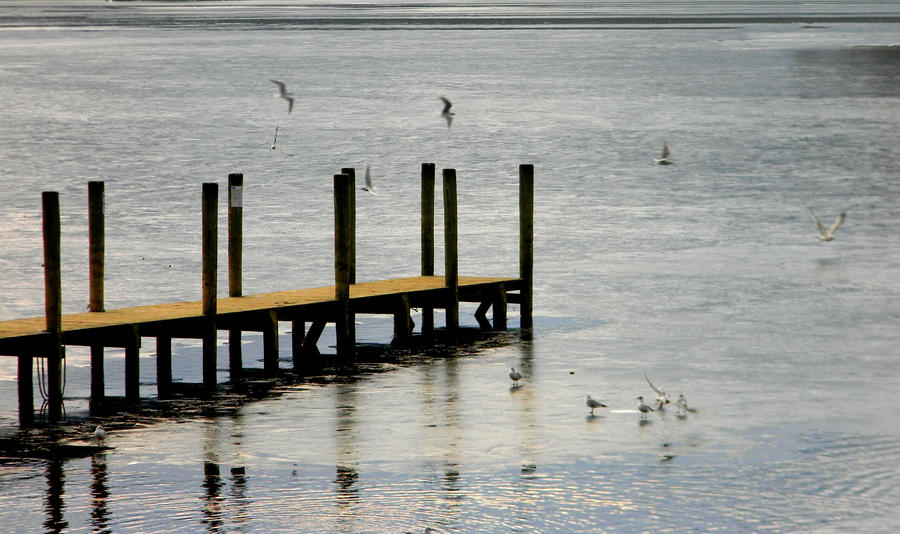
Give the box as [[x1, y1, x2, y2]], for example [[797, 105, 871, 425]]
[[202, 183, 218, 389], [227, 173, 243, 381], [333, 173, 354, 359], [156, 336, 172, 399], [341, 167, 357, 345], [88, 181, 105, 414], [17, 353, 33, 427], [291, 320, 305, 372], [124, 326, 140, 402], [442, 169, 459, 331], [420, 163, 435, 335], [42, 191, 64, 422], [519, 164, 534, 329]]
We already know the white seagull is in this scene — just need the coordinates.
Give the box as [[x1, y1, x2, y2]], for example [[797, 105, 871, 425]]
[[269, 79, 295, 114], [440, 96, 454, 128], [361, 165, 378, 195], [645, 373, 670, 409], [636, 396, 655, 419], [93, 425, 107, 445], [653, 142, 673, 165], [270, 125, 279, 151], [809, 209, 845, 241], [585, 394, 607, 415], [509, 367, 522, 385]]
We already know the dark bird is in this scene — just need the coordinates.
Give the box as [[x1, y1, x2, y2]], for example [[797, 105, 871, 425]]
[[269, 79, 295, 114], [440, 96, 454, 128]]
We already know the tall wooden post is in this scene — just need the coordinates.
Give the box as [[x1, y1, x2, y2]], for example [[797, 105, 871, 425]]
[[42, 191, 64, 422], [202, 183, 218, 390], [227, 173, 243, 382], [156, 335, 172, 399], [420, 163, 435, 335], [88, 181, 106, 414], [341, 167, 357, 344], [442, 169, 459, 331], [18, 354, 33, 427], [124, 326, 140, 403], [519, 164, 534, 329], [263, 310, 279, 377], [333, 173, 353, 359]]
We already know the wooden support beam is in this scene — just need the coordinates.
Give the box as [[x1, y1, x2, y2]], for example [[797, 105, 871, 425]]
[[421, 163, 435, 336], [519, 164, 534, 329], [42, 191, 64, 423], [156, 335, 172, 399], [18, 354, 33, 428], [493, 283, 508, 331], [474, 301, 492, 330], [443, 169, 459, 331], [263, 311, 279, 377], [292, 320, 305, 371], [301, 319, 326, 357], [124, 326, 140, 403], [228, 173, 244, 383], [393, 294, 413, 343], [333, 173, 354, 359], [202, 182, 218, 390], [89, 181, 106, 414]]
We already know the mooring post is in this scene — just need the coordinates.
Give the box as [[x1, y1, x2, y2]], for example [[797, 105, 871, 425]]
[[421, 163, 435, 335], [341, 167, 357, 344], [156, 336, 172, 399], [291, 319, 306, 372], [42, 191, 64, 422], [263, 310, 279, 377], [442, 169, 459, 331], [333, 173, 354, 359], [227, 173, 243, 382], [87, 181, 107, 414], [18, 354, 33, 427], [202, 182, 218, 390], [519, 164, 534, 329], [124, 326, 140, 403]]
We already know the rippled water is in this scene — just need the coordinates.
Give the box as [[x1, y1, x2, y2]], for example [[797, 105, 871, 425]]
[[1, 1, 900, 532]]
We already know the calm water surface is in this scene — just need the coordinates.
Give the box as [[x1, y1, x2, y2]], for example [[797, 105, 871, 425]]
[[1, 1, 899, 532]]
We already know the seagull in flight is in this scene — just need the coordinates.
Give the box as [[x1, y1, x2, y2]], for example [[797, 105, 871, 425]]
[[508, 367, 522, 385], [361, 165, 377, 195], [269, 79, 294, 114], [645, 373, 670, 409], [653, 142, 673, 165], [809, 209, 845, 241], [585, 394, 607, 415], [270, 125, 279, 151], [440, 96, 454, 128]]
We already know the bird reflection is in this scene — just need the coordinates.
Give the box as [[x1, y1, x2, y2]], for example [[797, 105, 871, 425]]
[[90, 454, 111, 534]]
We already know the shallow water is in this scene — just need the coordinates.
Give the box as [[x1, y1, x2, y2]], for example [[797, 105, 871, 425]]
[[1, 1, 900, 532]]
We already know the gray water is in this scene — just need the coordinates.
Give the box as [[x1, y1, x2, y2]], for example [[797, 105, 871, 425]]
[[1, 1, 900, 532]]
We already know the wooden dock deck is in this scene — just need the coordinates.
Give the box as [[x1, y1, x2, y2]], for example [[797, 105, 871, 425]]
[[2, 163, 534, 427]]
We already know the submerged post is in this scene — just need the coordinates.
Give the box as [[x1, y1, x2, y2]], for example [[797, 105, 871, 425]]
[[519, 164, 534, 329], [421, 163, 435, 335], [443, 169, 459, 331], [227, 173, 243, 382], [42, 191, 63, 422], [88, 181, 106, 414], [333, 173, 353, 359], [202, 182, 218, 390]]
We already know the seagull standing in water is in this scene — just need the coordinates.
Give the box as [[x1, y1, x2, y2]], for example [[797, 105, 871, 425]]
[[361, 165, 378, 195], [585, 395, 607, 415], [440, 96, 454, 128], [269, 79, 295, 114], [93, 425, 107, 445], [809, 209, 846, 241], [645, 373, 671, 409], [509, 367, 522, 385], [653, 142, 673, 165], [636, 396, 655, 419]]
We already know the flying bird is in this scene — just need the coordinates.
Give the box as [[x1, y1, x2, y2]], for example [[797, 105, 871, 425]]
[[809, 209, 845, 241], [270, 125, 279, 151], [509, 367, 522, 385], [440, 96, 454, 128], [585, 394, 607, 415], [645, 373, 670, 409], [361, 165, 377, 195], [653, 142, 673, 165], [269, 79, 295, 114]]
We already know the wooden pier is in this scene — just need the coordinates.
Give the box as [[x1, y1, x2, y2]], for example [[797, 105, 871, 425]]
[[0, 164, 535, 427]]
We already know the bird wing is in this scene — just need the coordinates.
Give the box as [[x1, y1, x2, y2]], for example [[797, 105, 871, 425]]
[[364, 165, 374, 188], [661, 143, 670, 159], [270, 79, 287, 95], [809, 209, 828, 237], [286, 96, 294, 113], [645, 373, 664, 396], [828, 212, 846, 235], [440, 96, 452, 113]]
